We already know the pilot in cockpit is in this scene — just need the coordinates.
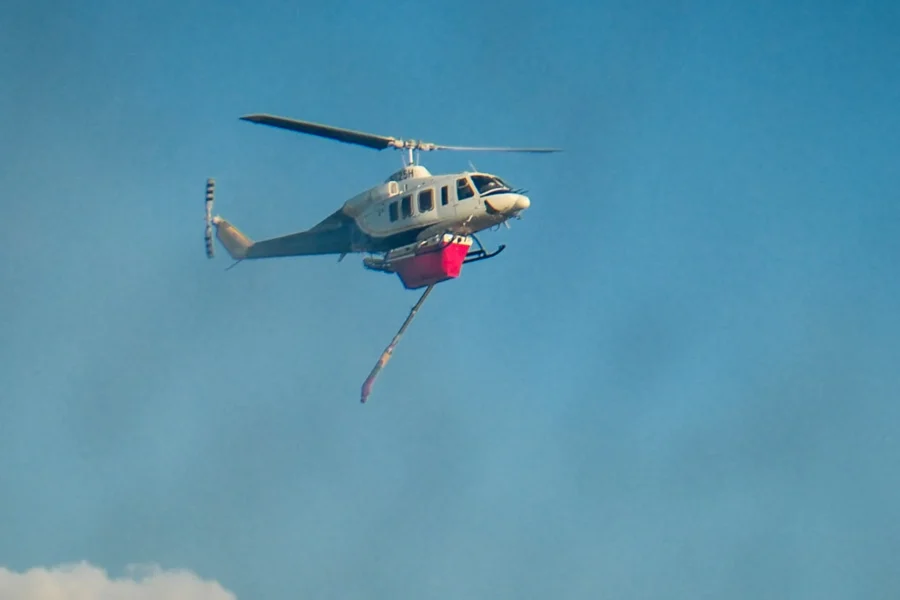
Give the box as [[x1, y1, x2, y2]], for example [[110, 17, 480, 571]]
[[471, 174, 507, 195]]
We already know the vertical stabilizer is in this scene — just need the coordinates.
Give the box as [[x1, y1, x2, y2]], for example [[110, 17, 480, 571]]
[[211, 216, 253, 259]]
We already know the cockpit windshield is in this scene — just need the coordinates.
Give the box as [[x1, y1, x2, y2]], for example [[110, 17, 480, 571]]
[[470, 174, 510, 196]]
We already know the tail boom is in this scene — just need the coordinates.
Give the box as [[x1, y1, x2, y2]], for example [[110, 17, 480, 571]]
[[211, 216, 356, 260]]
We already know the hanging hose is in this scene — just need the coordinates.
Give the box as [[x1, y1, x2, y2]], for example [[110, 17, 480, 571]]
[[360, 284, 435, 403]]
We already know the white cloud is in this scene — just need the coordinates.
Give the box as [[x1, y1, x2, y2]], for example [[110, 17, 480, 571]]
[[0, 562, 236, 600]]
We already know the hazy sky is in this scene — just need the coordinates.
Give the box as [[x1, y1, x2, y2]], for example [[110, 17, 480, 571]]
[[2, 0, 899, 598]]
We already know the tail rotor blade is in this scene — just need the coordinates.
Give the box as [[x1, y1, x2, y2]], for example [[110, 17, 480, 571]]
[[205, 178, 215, 259]]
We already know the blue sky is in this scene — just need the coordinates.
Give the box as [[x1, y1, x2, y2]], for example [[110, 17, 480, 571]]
[[2, 0, 899, 598]]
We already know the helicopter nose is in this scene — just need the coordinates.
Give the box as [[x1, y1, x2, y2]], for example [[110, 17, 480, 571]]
[[485, 193, 531, 215]]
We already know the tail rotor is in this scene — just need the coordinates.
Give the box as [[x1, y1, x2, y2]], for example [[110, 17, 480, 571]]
[[205, 178, 215, 258]]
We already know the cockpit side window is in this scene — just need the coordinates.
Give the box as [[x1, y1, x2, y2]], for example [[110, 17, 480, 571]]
[[470, 175, 509, 195], [456, 177, 475, 200]]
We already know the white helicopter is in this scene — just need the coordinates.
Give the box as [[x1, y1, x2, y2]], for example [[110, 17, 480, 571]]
[[204, 112, 560, 402], [206, 113, 559, 279]]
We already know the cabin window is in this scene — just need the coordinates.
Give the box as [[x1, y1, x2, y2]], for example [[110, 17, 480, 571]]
[[418, 189, 434, 212], [456, 177, 475, 200], [389, 201, 398, 222], [441, 186, 449, 205], [400, 195, 412, 218]]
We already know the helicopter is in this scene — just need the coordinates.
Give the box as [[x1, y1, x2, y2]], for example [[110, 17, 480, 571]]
[[204, 112, 560, 402]]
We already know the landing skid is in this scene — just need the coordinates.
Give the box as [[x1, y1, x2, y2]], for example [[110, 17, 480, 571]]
[[463, 234, 505, 264]]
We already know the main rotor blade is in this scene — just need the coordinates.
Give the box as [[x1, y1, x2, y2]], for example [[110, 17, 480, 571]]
[[240, 113, 562, 154], [240, 114, 397, 151], [428, 144, 562, 153]]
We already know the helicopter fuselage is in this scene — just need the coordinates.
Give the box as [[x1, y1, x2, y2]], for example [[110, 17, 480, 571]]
[[339, 165, 531, 254]]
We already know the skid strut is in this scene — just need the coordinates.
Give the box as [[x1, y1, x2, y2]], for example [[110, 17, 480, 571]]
[[360, 284, 435, 404]]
